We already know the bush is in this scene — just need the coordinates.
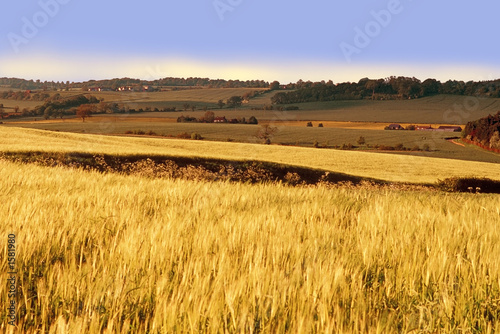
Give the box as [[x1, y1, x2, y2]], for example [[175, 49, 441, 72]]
[[147, 130, 157, 136], [313, 140, 319, 148], [437, 177, 500, 193], [411, 145, 420, 151], [191, 133, 203, 140], [318, 123, 324, 127], [306, 122, 313, 127], [248, 116, 258, 124], [395, 143, 404, 151], [357, 136, 366, 145], [423, 144, 430, 151]]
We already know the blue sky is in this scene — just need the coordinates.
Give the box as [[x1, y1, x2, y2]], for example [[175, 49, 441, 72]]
[[1, 0, 499, 83]]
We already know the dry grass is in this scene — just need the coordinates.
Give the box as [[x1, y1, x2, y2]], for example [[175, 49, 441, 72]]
[[1, 160, 500, 333]]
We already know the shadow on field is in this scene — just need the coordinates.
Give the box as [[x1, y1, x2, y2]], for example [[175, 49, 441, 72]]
[[2, 151, 500, 193]]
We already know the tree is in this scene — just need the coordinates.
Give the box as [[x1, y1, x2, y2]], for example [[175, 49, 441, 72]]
[[306, 122, 313, 127], [256, 124, 278, 144], [226, 96, 242, 108], [365, 80, 380, 100], [247, 116, 258, 124], [203, 111, 215, 123], [269, 81, 280, 91], [217, 99, 225, 109], [357, 136, 366, 146], [44, 106, 54, 120], [76, 104, 94, 122]]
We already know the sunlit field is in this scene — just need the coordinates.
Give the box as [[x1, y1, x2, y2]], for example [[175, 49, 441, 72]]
[[1, 159, 500, 333], [2, 126, 500, 183]]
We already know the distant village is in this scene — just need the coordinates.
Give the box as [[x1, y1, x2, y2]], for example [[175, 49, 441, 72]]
[[87, 85, 156, 92]]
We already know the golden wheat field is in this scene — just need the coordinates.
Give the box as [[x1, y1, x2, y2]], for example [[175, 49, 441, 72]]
[[2, 126, 500, 333], [1, 159, 500, 333], [2, 126, 500, 184]]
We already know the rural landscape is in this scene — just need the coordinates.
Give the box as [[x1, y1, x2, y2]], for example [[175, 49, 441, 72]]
[[1, 74, 500, 333]]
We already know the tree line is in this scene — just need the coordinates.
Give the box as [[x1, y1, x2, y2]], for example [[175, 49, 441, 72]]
[[0, 76, 270, 91], [271, 77, 500, 104]]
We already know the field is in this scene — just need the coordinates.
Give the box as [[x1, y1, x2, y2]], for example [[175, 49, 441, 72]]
[[2, 127, 500, 183], [2, 156, 500, 333], [5, 115, 500, 164], [4, 93, 500, 164], [2, 90, 500, 332]]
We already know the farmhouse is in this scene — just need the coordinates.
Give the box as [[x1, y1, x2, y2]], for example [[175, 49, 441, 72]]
[[214, 116, 227, 123], [387, 124, 403, 130]]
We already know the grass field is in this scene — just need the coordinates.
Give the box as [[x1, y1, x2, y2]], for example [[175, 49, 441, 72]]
[[2, 87, 500, 333], [0, 87, 269, 112], [4, 117, 500, 164], [292, 95, 500, 124], [1, 126, 500, 183], [1, 159, 500, 333]]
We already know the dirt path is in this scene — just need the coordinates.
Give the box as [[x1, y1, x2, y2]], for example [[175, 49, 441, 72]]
[[448, 139, 465, 147]]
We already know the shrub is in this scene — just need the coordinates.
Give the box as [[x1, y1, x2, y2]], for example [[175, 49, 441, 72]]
[[318, 123, 324, 127], [357, 136, 366, 146], [135, 130, 145, 135], [411, 145, 420, 151], [437, 177, 500, 193], [306, 122, 313, 127], [423, 144, 430, 151], [248, 116, 258, 124], [191, 133, 203, 140], [147, 130, 157, 136], [313, 140, 319, 148]]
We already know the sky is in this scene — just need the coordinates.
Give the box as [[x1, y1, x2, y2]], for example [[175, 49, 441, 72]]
[[1, 0, 499, 84]]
